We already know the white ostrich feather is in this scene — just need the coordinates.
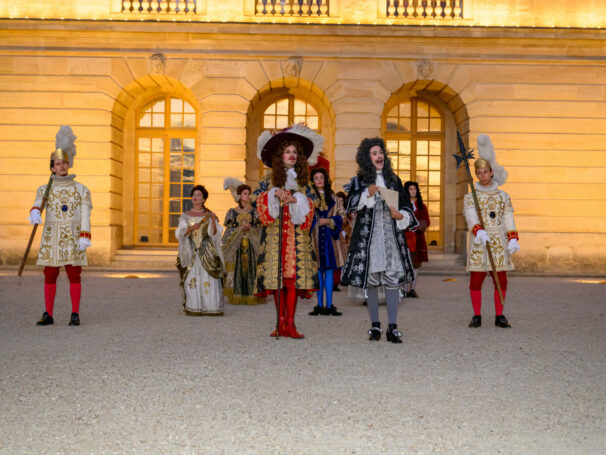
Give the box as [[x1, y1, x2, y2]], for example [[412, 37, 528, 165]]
[[477, 134, 508, 186], [223, 177, 245, 202]]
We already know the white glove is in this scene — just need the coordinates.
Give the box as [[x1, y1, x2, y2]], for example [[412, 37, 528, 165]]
[[28, 209, 42, 225], [77, 237, 91, 252], [507, 238, 520, 255], [474, 229, 489, 246]]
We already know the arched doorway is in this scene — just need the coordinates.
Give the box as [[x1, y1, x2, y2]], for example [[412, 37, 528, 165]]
[[134, 95, 197, 245], [383, 97, 444, 248]]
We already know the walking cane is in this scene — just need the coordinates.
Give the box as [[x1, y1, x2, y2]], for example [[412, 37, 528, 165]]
[[18, 175, 53, 277], [275, 201, 284, 340], [454, 131, 506, 307]]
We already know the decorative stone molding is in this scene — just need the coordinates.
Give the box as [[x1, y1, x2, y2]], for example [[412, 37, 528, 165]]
[[149, 53, 167, 75], [416, 59, 434, 79], [283, 57, 303, 78]]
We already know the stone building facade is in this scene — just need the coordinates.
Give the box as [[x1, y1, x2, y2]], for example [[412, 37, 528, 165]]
[[1, 0, 605, 273]]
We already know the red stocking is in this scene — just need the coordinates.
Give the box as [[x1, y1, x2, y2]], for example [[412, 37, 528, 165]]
[[470, 290, 482, 316], [270, 288, 287, 337], [494, 290, 506, 316], [469, 272, 487, 316], [285, 282, 304, 339], [43, 267, 60, 316], [65, 265, 82, 314]]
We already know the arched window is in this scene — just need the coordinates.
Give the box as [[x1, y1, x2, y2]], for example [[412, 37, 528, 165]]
[[260, 96, 319, 174], [384, 97, 444, 248], [135, 96, 197, 245]]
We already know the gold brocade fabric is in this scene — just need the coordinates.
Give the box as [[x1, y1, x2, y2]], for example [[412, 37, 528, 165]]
[[464, 186, 516, 272], [189, 217, 223, 279], [34, 177, 92, 267]]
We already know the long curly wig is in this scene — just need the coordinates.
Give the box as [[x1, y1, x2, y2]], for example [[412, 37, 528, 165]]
[[270, 140, 310, 189], [310, 167, 333, 207], [356, 137, 397, 187], [404, 180, 425, 211]]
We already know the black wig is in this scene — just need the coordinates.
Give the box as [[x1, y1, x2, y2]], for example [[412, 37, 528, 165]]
[[404, 181, 425, 211], [310, 167, 333, 207], [355, 137, 397, 188]]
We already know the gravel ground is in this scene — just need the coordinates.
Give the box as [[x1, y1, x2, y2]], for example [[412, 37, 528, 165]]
[[0, 271, 605, 454]]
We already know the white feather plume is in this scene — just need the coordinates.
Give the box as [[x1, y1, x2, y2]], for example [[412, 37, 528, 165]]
[[55, 126, 77, 168], [477, 134, 507, 186], [223, 177, 245, 202]]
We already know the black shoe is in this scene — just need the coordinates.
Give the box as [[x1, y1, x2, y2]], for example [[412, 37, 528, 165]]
[[308, 305, 324, 316], [386, 324, 402, 344], [495, 315, 511, 328], [333, 285, 341, 292], [325, 305, 342, 316], [362, 300, 367, 306], [469, 315, 482, 328], [368, 322, 381, 341], [68, 313, 80, 326], [36, 312, 54, 326], [408, 289, 418, 298]]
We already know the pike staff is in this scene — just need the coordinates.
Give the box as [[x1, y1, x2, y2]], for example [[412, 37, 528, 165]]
[[454, 131, 506, 308], [18, 175, 53, 277]]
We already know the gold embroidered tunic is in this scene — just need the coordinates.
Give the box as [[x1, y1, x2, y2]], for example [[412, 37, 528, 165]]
[[464, 182, 517, 272], [33, 175, 92, 267]]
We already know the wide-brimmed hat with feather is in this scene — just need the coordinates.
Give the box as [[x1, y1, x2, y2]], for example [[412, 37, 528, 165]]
[[257, 124, 323, 168]]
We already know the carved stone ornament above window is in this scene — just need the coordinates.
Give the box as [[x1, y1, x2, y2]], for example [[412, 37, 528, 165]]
[[416, 59, 434, 79], [149, 53, 167, 75], [283, 58, 303, 78]]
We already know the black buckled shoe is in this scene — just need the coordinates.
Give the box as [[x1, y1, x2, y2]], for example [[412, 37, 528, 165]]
[[368, 322, 382, 341], [495, 315, 511, 328], [68, 313, 80, 326], [386, 324, 402, 344], [333, 285, 341, 292], [408, 289, 418, 298], [36, 312, 54, 326], [469, 315, 482, 328], [325, 305, 342, 316], [308, 305, 324, 316]]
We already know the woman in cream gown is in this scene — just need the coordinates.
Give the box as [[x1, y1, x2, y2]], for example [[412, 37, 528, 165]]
[[176, 185, 225, 316]]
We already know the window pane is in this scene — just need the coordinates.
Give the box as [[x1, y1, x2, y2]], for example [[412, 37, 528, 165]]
[[151, 167, 163, 182], [388, 106, 398, 117], [398, 156, 410, 171], [138, 168, 150, 183], [429, 117, 442, 132], [398, 171, 410, 182], [307, 104, 318, 116], [151, 199, 163, 213], [183, 184, 193, 197], [138, 183, 150, 198], [171, 138, 182, 152], [183, 154, 194, 169], [399, 102, 411, 117], [138, 199, 149, 212], [386, 140, 398, 152], [139, 114, 152, 127], [429, 186, 441, 201], [151, 153, 163, 168], [170, 169, 181, 183], [151, 184, 163, 198], [399, 117, 411, 132], [170, 184, 181, 197], [183, 114, 196, 128], [152, 113, 164, 128], [417, 141, 428, 155], [182, 199, 192, 212], [417, 117, 429, 132], [399, 140, 411, 155], [417, 173, 427, 185], [430, 106, 440, 118], [171, 98, 183, 113], [138, 214, 149, 228], [417, 102, 428, 118], [306, 116, 318, 130], [184, 101, 194, 113], [169, 214, 180, 228], [182, 169, 195, 182], [276, 99, 288, 115], [294, 116, 306, 125], [183, 138, 195, 152], [429, 171, 441, 186], [386, 118, 398, 131], [138, 152, 150, 168], [429, 156, 441, 170], [171, 114, 182, 128], [148, 230, 162, 243], [429, 141, 441, 155], [151, 214, 163, 228], [276, 115, 288, 129], [417, 156, 428, 170], [169, 199, 181, 212], [138, 138, 151, 152], [154, 100, 165, 113], [264, 115, 275, 129], [168, 229, 177, 244], [294, 99, 306, 116]]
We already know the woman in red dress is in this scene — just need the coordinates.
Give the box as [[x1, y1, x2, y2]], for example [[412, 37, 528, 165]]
[[404, 181, 430, 298]]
